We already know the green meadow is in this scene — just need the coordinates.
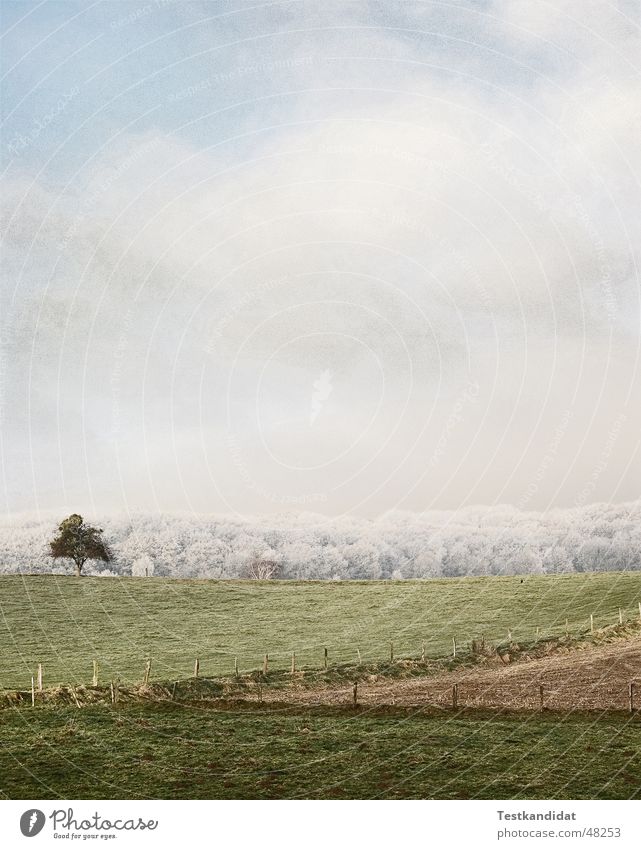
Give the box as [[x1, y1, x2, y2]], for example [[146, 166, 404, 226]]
[[1, 572, 640, 689], [1, 703, 639, 800]]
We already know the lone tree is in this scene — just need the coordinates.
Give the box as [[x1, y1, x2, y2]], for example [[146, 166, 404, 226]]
[[49, 514, 113, 577]]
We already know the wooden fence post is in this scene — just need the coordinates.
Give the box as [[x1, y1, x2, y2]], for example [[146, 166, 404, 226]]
[[619, 608, 623, 625], [638, 601, 641, 622], [539, 683, 544, 712], [629, 682, 635, 714], [452, 637, 457, 658], [323, 647, 328, 669], [291, 652, 296, 675], [536, 626, 540, 640], [263, 653, 269, 675], [234, 657, 239, 678], [507, 629, 512, 642], [171, 681, 178, 701], [92, 660, 98, 687], [31, 676, 35, 707], [452, 683, 458, 710], [390, 642, 394, 662], [143, 658, 151, 686], [37, 663, 43, 692], [590, 614, 594, 635], [194, 658, 199, 678], [353, 682, 358, 706], [357, 648, 361, 664], [421, 641, 426, 662]]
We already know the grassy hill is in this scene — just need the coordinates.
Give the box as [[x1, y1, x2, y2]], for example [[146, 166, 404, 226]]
[[2, 571, 641, 690]]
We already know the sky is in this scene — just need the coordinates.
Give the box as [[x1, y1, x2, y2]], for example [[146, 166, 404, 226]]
[[1, 0, 640, 519]]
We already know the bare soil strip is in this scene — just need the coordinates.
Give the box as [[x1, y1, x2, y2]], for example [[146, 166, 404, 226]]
[[4, 630, 640, 715], [259, 637, 641, 712]]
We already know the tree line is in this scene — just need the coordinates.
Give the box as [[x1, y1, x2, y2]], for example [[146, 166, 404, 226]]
[[0, 500, 639, 580]]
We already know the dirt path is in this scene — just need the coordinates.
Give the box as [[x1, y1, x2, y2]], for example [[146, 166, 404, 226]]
[[259, 637, 641, 712]]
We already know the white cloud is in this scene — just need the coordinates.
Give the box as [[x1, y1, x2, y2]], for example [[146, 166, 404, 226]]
[[1, 1, 639, 516]]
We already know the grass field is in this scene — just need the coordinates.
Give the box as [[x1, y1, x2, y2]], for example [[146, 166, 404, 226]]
[[1, 702, 639, 800], [2, 572, 641, 801], [2, 572, 641, 690]]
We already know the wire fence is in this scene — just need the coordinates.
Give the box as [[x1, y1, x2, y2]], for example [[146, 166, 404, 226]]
[[4, 675, 640, 716], [3, 604, 641, 707]]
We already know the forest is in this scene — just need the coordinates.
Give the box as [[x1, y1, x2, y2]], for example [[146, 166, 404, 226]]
[[0, 501, 639, 580]]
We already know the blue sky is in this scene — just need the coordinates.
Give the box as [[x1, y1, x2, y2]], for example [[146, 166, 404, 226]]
[[1, 1, 565, 176], [1, 1, 640, 518]]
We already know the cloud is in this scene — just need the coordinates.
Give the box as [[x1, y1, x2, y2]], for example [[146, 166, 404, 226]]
[[1, 0, 639, 516]]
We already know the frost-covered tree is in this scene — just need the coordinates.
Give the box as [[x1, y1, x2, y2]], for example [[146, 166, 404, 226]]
[[132, 554, 154, 577], [342, 541, 382, 579], [0, 500, 637, 581], [242, 549, 282, 580]]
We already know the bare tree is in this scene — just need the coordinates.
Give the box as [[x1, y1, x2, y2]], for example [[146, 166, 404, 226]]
[[242, 554, 281, 580]]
